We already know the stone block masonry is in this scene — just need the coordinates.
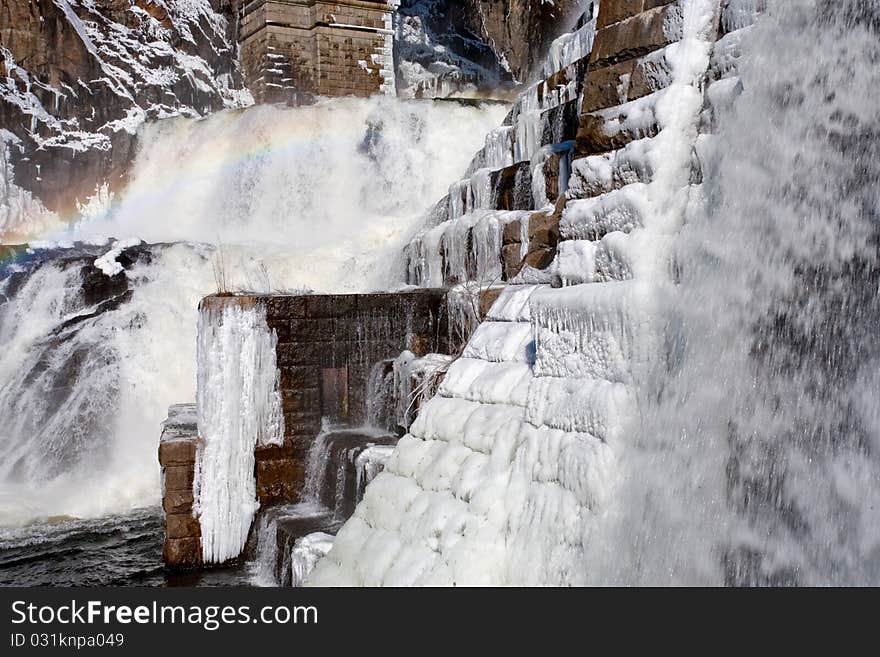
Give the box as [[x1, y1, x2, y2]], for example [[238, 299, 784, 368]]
[[159, 404, 202, 569], [236, 0, 398, 104], [160, 289, 449, 568], [256, 289, 448, 506]]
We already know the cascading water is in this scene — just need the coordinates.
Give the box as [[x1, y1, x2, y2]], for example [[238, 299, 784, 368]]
[[583, 0, 880, 586], [0, 96, 506, 528], [675, 0, 880, 585]]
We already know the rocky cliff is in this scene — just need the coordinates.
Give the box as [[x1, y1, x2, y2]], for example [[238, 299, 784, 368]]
[[396, 0, 593, 98], [0, 0, 250, 240], [462, 0, 593, 81]]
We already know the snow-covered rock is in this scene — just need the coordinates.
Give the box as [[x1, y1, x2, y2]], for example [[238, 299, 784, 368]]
[[0, 0, 251, 238]]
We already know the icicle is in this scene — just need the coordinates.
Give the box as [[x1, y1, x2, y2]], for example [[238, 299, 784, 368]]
[[195, 298, 284, 564]]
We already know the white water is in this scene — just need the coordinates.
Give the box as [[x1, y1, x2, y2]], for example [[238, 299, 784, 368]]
[[0, 96, 505, 527], [609, 0, 880, 585]]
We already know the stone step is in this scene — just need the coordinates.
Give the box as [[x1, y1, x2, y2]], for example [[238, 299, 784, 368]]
[[501, 205, 563, 281], [560, 182, 649, 241], [567, 135, 656, 199], [597, 0, 679, 31], [590, 1, 682, 70], [576, 88, 666, 158], [439, 358, 534, 407]]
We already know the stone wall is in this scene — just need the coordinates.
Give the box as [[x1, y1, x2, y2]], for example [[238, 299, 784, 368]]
[[160, 289, 449, 568], [237, 0, 395, 103], [158, 404, 202, 569], [499, 0, 684, 281], [253, 289, 448, 505]]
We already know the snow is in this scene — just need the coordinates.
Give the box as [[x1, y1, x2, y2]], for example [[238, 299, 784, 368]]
[[93, 238, 143, 277], [195, 298, 284, 564]]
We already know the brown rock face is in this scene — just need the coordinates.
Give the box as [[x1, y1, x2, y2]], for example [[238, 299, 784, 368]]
[[0, 0, 247, 226], [459, 0, 594, 81]]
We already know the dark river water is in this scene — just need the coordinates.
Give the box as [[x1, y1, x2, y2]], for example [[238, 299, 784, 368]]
[[0, 508, 251, 587]]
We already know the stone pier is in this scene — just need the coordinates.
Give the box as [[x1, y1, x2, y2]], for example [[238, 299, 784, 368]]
[[251, 289, 449, 506], [158, 404, 202, 569], [235, 0, 398, 104]]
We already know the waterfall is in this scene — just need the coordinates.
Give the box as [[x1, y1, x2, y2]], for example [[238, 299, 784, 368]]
[[0, 96, 505, 527], [581, 0, 880, 586], [660, 0, 880, 585]]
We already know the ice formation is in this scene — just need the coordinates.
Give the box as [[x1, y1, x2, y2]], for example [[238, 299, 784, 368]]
[[290, 533, 336, 587], [393, 0, 514, 99], [195, 298, 284, 563], [0, 134, 58, 241]]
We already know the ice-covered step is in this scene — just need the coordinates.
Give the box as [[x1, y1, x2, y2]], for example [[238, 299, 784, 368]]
[[576, 89, 666, 157], [334, 475, 485, 584], [471, 126, 516, 172], [512, 424, 613, 511], [405, 210, 528, 288], [560, 183, 648, 240], [540, 12, 597, 79], [382, 435, 479, 493], [555, 233, 634, 286], [526, 375, 634, 443], [385, 432, 514, 513], [408, 395, 526, 457], [289, 532, 335, 587], [462, 321, 534, 363], [529, 280, 662, 384], [439, 358, 533, 407], [720, 0, 765, 35], [567, 136, 656, 199], [709, 26, 752, 81], [703, 76, 744, 130], [484, 284, 542, 322], [448, 169, 496, 219]]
